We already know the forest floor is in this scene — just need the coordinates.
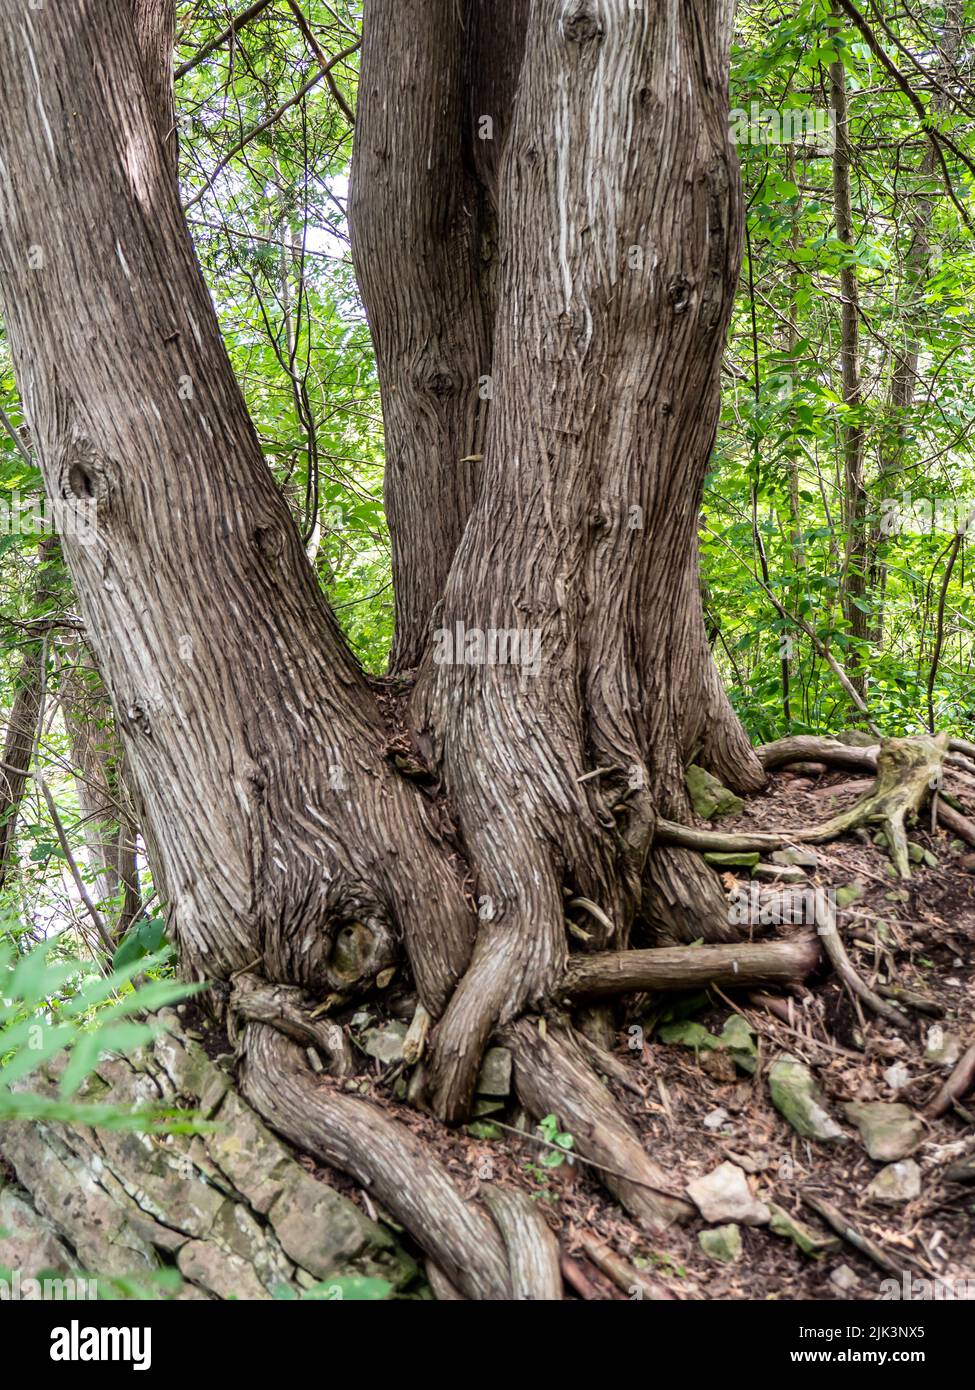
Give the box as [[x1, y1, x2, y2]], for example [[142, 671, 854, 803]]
[[291, 763, 975, 1301]]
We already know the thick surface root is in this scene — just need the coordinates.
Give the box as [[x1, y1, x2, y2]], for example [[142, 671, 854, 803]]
[[239, 1022, 516, 1300], [659, 734, 948, 880], [503, 1018, 693, 1232], [559, 936, 820, 999]]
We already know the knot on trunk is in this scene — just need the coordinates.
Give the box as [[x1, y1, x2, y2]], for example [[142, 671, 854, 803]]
[[559, 3, 602, 44]]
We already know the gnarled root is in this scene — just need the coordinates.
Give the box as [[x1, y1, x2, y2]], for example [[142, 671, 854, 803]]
[[811, 890, 911, 1030], [660, 734, 948, 880], [503, 1018, 693, 1232], [239, 1022, 515, 1300], [481, 1186, 563, 1301]]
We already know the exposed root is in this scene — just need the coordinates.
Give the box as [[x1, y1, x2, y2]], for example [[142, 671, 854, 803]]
[[802, 1194, 903, 1278], [758, 735, 879, 773], [503, 1018, 693, 1232], [229, 974, 355, 1077], [558, 936, 820, 999], [425, 1263, 465, 1300], [575, 1230, 676, 1300], [660, 734, 948, 880], [934, 798, 975, 848], [482, 1186, 563, 1301], [925, 1040, 975, 1119], [239, 1022, 514, 1299], [812, 891, 911, 1030]]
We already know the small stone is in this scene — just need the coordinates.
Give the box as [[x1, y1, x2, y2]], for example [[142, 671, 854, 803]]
[[835, 882, 865, 909], [698, 1224, 742, 1264], [359, 1020, 408, 1063], [686, 1161, 770, 1226], [771, 846, 819, 869], [843, 1102, 924, 1162], [768, 1204, 840, 1257], [830, 1263, 860, 1292], [925, 1025, 962, 1069], [703, 1107, 731, 1132], [703, 851, 760, 869], [686, 764, 744, 821], [949, 839, 965, 854], [476, 1046, 512, 1097], [752, 862, 807, 884], [923, 849, 938, 869], [866, 1159, 922, 1205], [908, 841, 925, 865], [883, 1062, 911, 1093], [768, 1055, 846, 1143]]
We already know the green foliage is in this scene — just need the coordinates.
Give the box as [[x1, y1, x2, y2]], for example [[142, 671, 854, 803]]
[[0, 930, 199, 1128], [713, 0, 975, 739], [112, 915, 167, 972]]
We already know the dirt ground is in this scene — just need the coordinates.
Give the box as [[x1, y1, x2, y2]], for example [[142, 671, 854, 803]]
[[295, 762, 975, 1300]]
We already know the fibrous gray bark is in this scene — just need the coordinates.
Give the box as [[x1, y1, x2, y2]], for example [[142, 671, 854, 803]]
[[0, 0, 775, 1295]]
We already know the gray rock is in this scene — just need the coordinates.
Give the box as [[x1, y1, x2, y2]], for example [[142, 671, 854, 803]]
[[925, 1025, 962, 1069], [771, 847, 819, 869], [768, 1054, 846, 1143], [883, 1062, 911, 1093], [476, 1046, 512, 1097], [686, 1161, 770, 1226], [0, 1184, 76, 1282], [866, 1159, 922, 1205], [686, 764, 744, 821], [359, 1019, 408, 1063], [699, 1224, 742, 1263], [0, 1018, 416, 1299], [843, 1102, 924, 1162], [830, 1263, 860, 1292]]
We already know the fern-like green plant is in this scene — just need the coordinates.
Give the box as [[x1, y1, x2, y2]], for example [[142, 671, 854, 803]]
[[0, 933, 200, 1129]]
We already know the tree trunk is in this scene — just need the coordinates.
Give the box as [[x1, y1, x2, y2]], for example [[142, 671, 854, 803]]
[[0, 0, 770, 1293], [830, 32, 868, 674], [410, 0, 766, 1119], [349, 0, 526, 672]]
